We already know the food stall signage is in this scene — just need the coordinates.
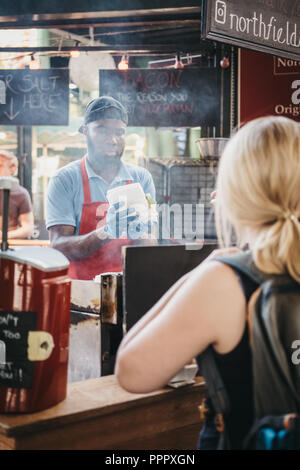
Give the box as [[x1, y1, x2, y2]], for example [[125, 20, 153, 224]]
[[239, 49, 300, 123], [202, 0, 300, 60], [100, 68, 221, 127], [0, 69, 69, 125], [0, 310, 37, 388]]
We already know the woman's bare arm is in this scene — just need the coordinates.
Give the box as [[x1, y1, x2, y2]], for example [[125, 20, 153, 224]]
[[115, 257, 246, 394]]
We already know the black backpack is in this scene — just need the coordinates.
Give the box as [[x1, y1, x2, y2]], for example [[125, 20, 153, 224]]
[[198, 251, 300, 450]]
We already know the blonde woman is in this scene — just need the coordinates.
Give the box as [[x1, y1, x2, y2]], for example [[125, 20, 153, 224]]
[[115, 116, 300, 449]]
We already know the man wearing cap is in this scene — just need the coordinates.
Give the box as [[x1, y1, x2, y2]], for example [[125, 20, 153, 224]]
[[46, 96, 156, 280]]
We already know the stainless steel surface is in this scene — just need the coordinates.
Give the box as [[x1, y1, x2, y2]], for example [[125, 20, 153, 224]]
[[68, 311, 101, 383], [141, 157, 218, 239], [69, 280, 101, 382], [68, 275, 123, 381], [70, 279, 101, 313], [195, 138, 229, 158]]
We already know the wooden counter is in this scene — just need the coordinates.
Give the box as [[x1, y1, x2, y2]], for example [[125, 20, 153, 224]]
[[8, 240, 50, 246], [0, 376, 206, 450]]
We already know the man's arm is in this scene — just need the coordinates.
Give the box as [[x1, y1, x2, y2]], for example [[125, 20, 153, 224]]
[[49, 224, 112, 261], [7, 212, 34, 239]]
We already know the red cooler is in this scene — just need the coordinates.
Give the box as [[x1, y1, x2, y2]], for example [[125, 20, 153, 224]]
[[0, 246, 71, 412]]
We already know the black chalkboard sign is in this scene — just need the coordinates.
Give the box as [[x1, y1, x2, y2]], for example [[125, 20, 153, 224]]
[[202, 0, 300, 60], [0, 310, 37, 389], [99, 68, 221, 127], [0, 69, 69, 126]]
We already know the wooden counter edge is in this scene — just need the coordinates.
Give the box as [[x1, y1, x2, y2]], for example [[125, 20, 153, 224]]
[[0, 375, 206, 438]]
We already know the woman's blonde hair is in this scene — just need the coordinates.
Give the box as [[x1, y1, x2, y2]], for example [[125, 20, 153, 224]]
[[216, 116, 300, 281]]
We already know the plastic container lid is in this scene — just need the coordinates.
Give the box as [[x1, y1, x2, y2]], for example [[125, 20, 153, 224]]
[[0, 246, 69, 272]]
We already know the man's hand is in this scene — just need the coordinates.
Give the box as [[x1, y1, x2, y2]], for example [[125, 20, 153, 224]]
[[105, 201, 138, 238], [127, 217, 153, 240], [105, 201, 155, 239]]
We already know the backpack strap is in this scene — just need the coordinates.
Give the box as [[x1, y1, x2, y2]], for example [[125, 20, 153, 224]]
[[198, 346, 232, 449], [199, 251, 269, 449], [247, 286, 262, 344], [216, 251, 265, 285], [199, 347, 231, 416], [198, 251, 263, 449]]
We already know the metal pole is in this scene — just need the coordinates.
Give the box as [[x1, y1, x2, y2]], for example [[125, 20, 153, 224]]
[[1, 188, 10, 252]]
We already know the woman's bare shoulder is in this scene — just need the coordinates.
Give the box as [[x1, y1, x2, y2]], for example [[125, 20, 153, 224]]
[[188, 248, 245, 290], [185, 255, 247, 353]]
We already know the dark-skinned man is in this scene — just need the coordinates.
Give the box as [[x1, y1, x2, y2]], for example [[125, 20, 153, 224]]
[[46, 96, 156, 280]]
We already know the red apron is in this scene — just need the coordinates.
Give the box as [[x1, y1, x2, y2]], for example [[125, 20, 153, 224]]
[[68, 157, 132, 280]]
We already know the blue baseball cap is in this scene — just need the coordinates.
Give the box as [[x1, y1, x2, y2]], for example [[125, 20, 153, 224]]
[[79, 96, 128, 133]]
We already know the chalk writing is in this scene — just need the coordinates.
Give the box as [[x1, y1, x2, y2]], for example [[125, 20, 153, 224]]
[[100, 69, 220, 127], [121, 70, 183, 92], [229, 12, 300, 47], [2, 330, 21, 340], [0, 340, 5, 365], [0, 361, 12, 370], [0, 310, 36, 388], [0, 80, 5, 104], [0, 313, 19, 327], [203, 0, 300, 61], [18, 74, 59, 93], [0, 69, 69, 125], [0, 370, 13, 380]]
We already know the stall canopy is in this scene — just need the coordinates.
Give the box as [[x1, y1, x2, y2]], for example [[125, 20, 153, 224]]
[[0, 1, 211, 56]]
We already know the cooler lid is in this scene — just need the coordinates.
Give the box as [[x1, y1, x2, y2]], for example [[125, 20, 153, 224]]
[[0, 246, 69, 272]]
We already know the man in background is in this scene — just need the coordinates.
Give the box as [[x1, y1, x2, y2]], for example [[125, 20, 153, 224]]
[[0, 150, 34, 239]]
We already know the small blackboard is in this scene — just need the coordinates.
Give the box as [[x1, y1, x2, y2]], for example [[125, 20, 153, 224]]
[[202, 0, 300, 61], [0, 69, 69, 126], [122, 242, 218, 332], [99, 68, 221, 127], [0, 310, 37, 389]]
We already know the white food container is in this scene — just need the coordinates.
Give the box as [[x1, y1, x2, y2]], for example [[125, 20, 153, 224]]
[[107, 183, 157, 224]]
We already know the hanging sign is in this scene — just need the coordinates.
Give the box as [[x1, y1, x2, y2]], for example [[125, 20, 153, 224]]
[[239, 48, 300, 123], [0, 69, 69, 126], [202, 0, 300, 60], [100, 68, 221, 127]]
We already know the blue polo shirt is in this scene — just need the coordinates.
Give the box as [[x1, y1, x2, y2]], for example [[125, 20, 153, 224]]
[[46, 157, 156, 234]]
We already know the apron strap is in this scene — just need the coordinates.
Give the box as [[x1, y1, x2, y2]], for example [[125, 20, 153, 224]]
[[81, 157, 92, 204], [81, 159, 132, 204]]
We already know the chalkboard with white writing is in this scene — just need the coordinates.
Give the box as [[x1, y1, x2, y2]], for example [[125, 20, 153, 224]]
[[99, 68, 221, 127], [0, 69, 69, 126], [202, 0, 300, 60], [0, 310, 37, 389]]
